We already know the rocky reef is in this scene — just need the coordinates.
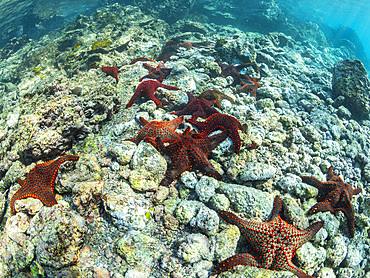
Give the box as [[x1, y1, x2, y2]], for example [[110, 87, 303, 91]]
[[0, 2, 369, 278]]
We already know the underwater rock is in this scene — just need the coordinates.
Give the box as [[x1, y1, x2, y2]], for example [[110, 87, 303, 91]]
[[189, 205, 219, 235], [0, 213, 34, 274], [214, 224, 240, 262], [219, 182, 274, 219], [29, 204, 86, 269], [177, 233, 210, 263], [103, 181, 152, 231], [332, 59, 370, 120], [116, 230, 165, 269], [129, 141, 167, 192]]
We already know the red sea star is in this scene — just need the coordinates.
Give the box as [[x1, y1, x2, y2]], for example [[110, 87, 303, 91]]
[[187, 113, 245, 153], [126, 80, 179, 108], [150, 126, 228, 187], [301, 166, 362, 237], [124, 116, 183, 145], [170, 91, 218, 120], [129, 57, 156, 65], [214, 195, 324, 278], [94, 66, 120, 82], [236, 75, 262, 97], [197, 89, 235, 109], [139, 61, 173, 82], [10, 155, 79, 215]]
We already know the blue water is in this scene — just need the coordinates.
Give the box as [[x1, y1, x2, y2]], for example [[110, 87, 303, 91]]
[[278, 0, 370, 60], [0, 0, 369, 66]]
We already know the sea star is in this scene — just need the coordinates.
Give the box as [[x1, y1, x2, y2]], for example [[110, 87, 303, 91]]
[[139, 61, 173, 82], [170, 91, 218, 120], [149, 126, 228, 187], [214, 195, 324, 278], [93, 66, 120, 82], [187, 113, 245, 153], [10, 155, 79, 215], [197, 89, 235, 109], [124, 116, 183, 145], [236, 75, 262, 97], [301, 166, 362, 237], [218, 62, 259, 87], [129, 57, 156, 65], [157, 40, 213, 62], [126, 80, 179, 108]]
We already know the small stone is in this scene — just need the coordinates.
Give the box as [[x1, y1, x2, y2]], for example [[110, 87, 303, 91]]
[[29, 204, 86, 268], [190, 206, 219, 235], [296, 242, 326, 272], [239, 163, 276, 181], [209, 194, 230, 211], [124, 267, 151, 278], [129, 141, 167, 191], [163, 213, 179, 230], [219, 183, 274, 219], [153, 186, 170, 204], [316, 267, 336, 278], [214, 225, 240, 261], [180, 171, 198, 189], [116, 231, 165, 269], [175, 200, 202, 224], [326, 235, 347, 267], [195, 176, 218, 202], [94, 267, 110, 278], [14, 198, 43, 215], [111, 142, 137, 165], [177, 233, 210, 263], [103, 181, 152, 231]]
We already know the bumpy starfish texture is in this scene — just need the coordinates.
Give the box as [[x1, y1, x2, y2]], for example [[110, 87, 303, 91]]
[[126, 80, 179, 108], [187, 113, 245, 153], [197, 89, 235, 109], [171, 91, 218, 120], [10, 155, 79, 215], [139, 61, 173, 82], [301, 166, 362, 237], [214, 195, 324, 278], [124, 116, 183, 145], [94, 66, 120, 82], [151, 126, 228, 187]]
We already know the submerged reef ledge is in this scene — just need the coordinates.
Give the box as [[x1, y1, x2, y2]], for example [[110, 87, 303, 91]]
[[0, 2, 369, 278]]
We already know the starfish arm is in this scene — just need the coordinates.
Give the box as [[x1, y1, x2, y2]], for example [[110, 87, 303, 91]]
[[139, 117, 149, 126], [218, 210, 249, 230], [284, 263, 314, 278], [335, 192, 356, 237], [126, 86, 144, 107], [326, 165, 335, 180], [46, 155, 80, 186], [352, 187, 362, 195], [300, 176, 325, 189], [229, 129, 242, 153], [213, 253, 262, 275], [189, 144, 222, 180], [158, 83, 179, 91], [168, 116, 184, 130], [270, 195, 283, 220], [297, 220, 324, 245], [198, 130, 229, 156], [160, 149, 189, 187], [308, 200, 335, 215]]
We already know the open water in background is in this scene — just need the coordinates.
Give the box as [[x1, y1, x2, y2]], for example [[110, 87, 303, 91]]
[[278, 0, 370, 59], [0, 0, 369, 64]]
